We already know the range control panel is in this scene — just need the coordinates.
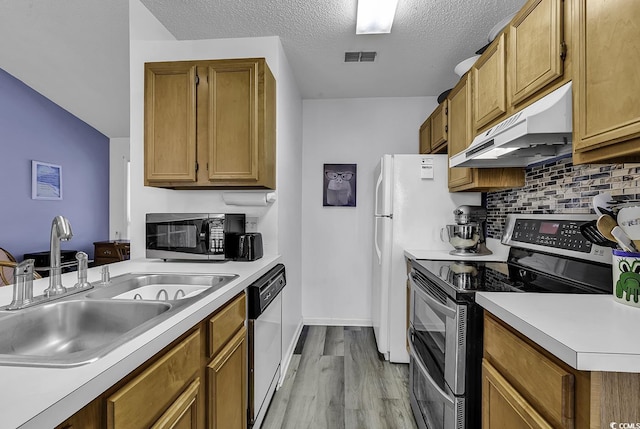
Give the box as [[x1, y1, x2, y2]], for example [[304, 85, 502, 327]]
[[511, 218, 591, 252], [502, 214, 611, 265]]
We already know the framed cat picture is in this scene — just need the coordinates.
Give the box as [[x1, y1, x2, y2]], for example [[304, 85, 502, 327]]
[[323, 163, 357, 207]]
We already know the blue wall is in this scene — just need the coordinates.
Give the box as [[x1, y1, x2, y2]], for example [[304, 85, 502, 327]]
[[0, 68, 109, 261]]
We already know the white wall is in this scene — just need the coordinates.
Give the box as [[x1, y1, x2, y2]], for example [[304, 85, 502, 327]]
[[301, 97, 437, 325], [109, 137, 130, 240], [275, 42, 304, 367], [129, 0, 304, 369]]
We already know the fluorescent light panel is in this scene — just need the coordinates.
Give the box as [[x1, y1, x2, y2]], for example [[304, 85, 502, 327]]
[[356, 0, 399, 34]]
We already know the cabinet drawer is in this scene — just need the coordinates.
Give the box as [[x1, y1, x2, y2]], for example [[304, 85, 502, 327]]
[[209, 293, 246, 358], [483, 313, 574, 428], [482, 359, 553, 429], [107, 329, 200, 429]]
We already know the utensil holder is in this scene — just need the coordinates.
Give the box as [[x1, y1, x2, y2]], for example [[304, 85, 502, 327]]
[[612, 249, 640, 308]]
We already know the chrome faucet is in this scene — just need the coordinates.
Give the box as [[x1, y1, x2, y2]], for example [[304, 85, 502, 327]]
[[44, 215, 73, 297]]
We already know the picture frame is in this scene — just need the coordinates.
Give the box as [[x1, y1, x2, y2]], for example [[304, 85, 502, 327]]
[[323, 163, 357, 207], [32, 160, 62, 200]]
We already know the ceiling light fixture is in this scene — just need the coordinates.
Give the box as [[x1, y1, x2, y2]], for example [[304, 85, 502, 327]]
[[356, 0, 399, 34]]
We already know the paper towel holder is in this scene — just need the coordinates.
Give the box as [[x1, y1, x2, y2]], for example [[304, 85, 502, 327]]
[[222, 191, 276, 206]]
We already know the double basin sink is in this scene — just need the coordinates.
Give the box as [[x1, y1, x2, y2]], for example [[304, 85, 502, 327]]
[[0, 272, 238, 367]]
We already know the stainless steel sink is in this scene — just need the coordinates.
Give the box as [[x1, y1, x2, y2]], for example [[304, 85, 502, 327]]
[[0, 272, 238, 367], [0, 300, 171, 367], [86, 273, 238, 302]]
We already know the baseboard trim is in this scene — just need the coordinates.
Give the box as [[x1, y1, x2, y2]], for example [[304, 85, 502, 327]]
[[278, 319, 304, 389], [302, 318, 372, 327]]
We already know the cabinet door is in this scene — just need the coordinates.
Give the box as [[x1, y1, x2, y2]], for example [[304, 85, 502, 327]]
[[508, 0, 564, 106], [419, 117, 431, 154], [473, 33, 507, 130], [447, 75, 474, 189], [107, 330, 201, 429], [484, 313, 576, 428], [573, 0, 640, 161], [483, 360, 554, 429], [430, 100, 448, 153], [151, 378, 201, 429], [205, 60, 259, 183], [144, 62, 197, 184], [207, 327, 247, 429]]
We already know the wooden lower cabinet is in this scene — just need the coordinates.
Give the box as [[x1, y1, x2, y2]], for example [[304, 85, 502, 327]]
[[107, 330, 201, 429], [483, 312, 586, 428], [56, 292, 247, 429], [207, 327, 247, 429], [152, 379, 201, 429], [483, 360, 553, 429]]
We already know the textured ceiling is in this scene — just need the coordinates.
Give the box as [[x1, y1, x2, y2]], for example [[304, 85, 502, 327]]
[[0, 0, 526, 138], [140, 0, 527, 99]]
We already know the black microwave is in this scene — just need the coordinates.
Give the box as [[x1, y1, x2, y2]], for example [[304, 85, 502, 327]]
[[146, 213, 245, 261]]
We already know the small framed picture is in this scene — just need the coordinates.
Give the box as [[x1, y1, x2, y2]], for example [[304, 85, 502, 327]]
[[323, 163, 357, 207], [32, 161, 62, 200]]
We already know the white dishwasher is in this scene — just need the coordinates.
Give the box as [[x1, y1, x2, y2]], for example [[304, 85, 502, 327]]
[[247, 263, 285, 429]]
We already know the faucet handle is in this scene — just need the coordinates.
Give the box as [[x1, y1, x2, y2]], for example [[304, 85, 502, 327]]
[[7, 259, 35, 310], [100, 265, 111, 286], [73, 251, 91, 289]]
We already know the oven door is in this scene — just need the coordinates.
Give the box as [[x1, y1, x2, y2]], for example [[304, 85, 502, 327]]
[[409, 271, 467, 395], [409, 333, 465, 429]]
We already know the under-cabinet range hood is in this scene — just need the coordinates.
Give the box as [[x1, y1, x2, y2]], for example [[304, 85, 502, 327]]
[[450, 82, 573, 168]]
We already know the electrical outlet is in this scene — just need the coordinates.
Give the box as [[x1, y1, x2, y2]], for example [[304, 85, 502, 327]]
[[246, 217, 258, 232]]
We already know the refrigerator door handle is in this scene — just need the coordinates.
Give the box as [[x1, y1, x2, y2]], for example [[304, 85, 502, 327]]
[[374, 218, 382, 263], [374, 164, 384, 216]]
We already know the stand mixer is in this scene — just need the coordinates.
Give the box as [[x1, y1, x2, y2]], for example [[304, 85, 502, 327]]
[[441, 205, 493, 256]]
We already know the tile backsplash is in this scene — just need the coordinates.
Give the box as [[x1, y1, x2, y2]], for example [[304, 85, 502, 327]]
[[486, 157, 640, 239]]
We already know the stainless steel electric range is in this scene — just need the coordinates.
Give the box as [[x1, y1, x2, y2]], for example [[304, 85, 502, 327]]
[[407, 213, 613, 429]]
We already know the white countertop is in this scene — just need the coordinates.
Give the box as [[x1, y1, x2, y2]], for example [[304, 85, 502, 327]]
[[476, 292, 640, 372], [405, 238, 509, 262], [0, 255, 281, 429]]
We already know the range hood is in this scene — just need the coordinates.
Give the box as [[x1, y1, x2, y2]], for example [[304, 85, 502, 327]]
[[450, 82, 573, 168]]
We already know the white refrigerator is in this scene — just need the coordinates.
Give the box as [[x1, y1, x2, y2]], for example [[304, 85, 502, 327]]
[[372, 154, 481, 363]]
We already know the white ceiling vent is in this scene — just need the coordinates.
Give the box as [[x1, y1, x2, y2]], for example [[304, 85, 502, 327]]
[[344, 51, 377, 62]]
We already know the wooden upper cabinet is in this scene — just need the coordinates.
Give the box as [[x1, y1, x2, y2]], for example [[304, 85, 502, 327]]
[[447, 73, 524, 192], [419, 117, 431, 154], [508, 0, 564, 106], [447, 75, 475, 189], [572, 0, 640, 164], [430, 100, 448, 153], [144, 63, 197, 183], [144, 58, 276, 189], [473, 33, 507, 130], [205, 62, 259, 182]]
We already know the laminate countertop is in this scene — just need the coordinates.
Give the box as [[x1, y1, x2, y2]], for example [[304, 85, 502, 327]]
[[476, 292, 640, 373], [0, 255, 281, 429]]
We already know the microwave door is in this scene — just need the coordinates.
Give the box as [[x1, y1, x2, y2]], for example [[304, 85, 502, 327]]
[[147, 219, 209, 255]]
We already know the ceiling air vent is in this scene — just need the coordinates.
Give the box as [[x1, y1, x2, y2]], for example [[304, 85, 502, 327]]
[[344, 51, 377, 62]]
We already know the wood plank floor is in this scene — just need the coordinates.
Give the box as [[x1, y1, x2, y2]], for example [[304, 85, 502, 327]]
[[261, 326, 417, 429]]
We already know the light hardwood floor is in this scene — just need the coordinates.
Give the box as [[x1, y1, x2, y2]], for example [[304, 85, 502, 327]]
[[262, 326, 417, 429]]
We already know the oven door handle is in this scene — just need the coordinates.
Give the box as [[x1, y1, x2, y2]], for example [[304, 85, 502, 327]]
[[408, 328, 455, 407], [409, 274, 455, 319]]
